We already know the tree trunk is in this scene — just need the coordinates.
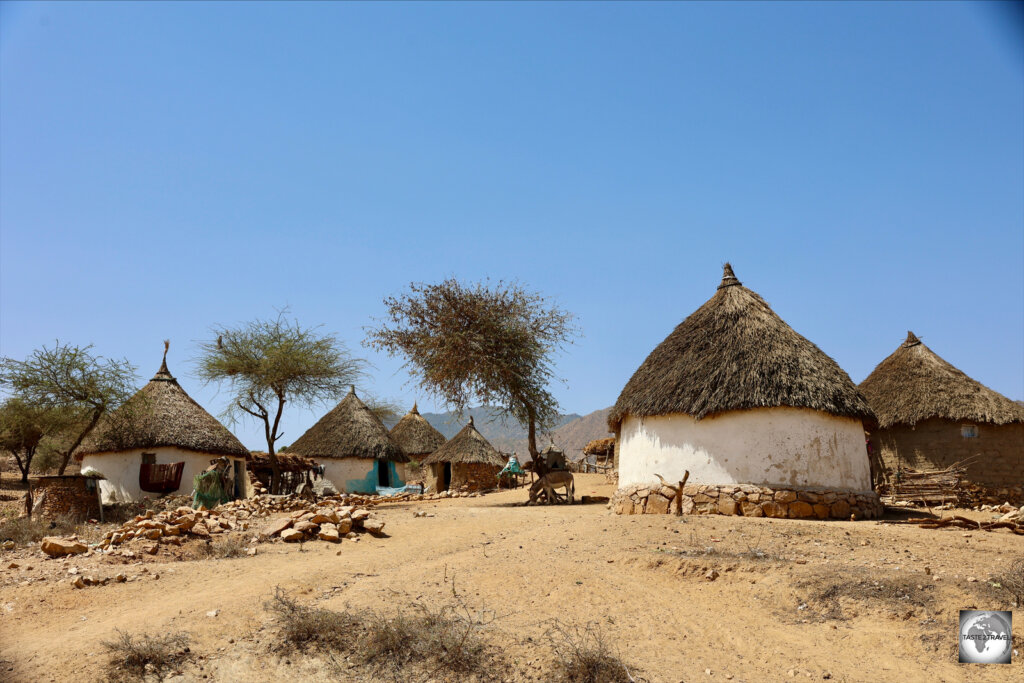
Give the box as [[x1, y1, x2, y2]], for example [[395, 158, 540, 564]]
[[57, 409, 103, 475], [265, 396, 286, 495], [14, 447, 33, 484], [526, 405, 548, 478]]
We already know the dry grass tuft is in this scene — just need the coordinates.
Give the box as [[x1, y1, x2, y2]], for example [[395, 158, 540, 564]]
[[0, 514, 89, 546], [997, 555, 1024, 607], [194, 535, 250, 560], [548, 621, 638, 683], [102, 629, 191, 681], [802, 572, 934, 621]]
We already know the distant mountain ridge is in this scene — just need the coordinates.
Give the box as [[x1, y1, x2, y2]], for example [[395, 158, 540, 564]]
[[385, 405, 611, 455]]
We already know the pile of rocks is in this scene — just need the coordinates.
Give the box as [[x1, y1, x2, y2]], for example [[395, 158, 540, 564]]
[[93, 506, 251, 553], [259, 504, 385, 543], [612, 483, 884, 520]]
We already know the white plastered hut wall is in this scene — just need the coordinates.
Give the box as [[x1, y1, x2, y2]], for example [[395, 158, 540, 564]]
[[618, 406, 871, 491], [320, 458, 407, 494], [81, 447, 251, 504]]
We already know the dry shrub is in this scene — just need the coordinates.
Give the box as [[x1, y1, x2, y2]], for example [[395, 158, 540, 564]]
[[359, 603, 489, 675], [264, 587, 491, 678], [194, 535, 249, 560], [547, 621, 637, 683], [997, 556, 1024, 607], [102, 629, 191, 681], [264, 586, 361, 652]]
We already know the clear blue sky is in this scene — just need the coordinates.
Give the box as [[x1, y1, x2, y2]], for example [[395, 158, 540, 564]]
[[2, 2, 1022, 449]]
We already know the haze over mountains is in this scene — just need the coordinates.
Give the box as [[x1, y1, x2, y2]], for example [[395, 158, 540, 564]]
[[385, 405, 613, 455]]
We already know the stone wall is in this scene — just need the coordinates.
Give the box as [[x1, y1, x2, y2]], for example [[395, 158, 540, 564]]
[[612, 482, 883, 520], [31, 476, 102, 521], [451, 463, 501, 493], [871, 418, 1024, 491]]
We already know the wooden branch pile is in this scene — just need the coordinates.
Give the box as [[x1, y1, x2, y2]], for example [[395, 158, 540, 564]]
[[885, 515, 1024, 535], [880, 463, 966, 505]]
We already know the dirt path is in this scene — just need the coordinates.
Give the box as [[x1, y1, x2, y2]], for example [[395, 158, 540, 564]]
[[2, 474, 1021, 681]]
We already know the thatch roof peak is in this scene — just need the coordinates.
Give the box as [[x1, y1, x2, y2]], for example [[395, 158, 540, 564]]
[[389, 403, 446, 458], [859, 333, 1024, 428], [422, 418, 504, 467], [609, 265, 871, 430], [153, 340, 173, 381], [76, 352, 249, 459], [718, 262, 742, 289], [289, 390, 407, 462], [410, 401, 419, 414]]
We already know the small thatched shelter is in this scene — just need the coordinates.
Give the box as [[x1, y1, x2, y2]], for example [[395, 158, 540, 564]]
[[289, 387, 408, 493], [608, 264, 878, 518], [76, 344, 251, 503], [860, 332, 1024, 493], [389, 403, 446, 463], [421, 416, 505, 492]]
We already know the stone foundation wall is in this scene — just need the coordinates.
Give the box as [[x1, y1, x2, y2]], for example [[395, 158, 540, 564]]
[[612, 482, 883, 520], [451, 463, 502, 493], [31, 476, 102, 521]]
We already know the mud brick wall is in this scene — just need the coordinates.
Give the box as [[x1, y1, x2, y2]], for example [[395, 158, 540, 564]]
[[451, 463, 501, 492], [872, 418, 1024, 493], [31, 477, 102, 521], [612, 482, 883, 520]]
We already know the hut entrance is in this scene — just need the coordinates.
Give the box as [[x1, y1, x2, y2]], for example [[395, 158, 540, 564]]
[[443, 462, 452, 491], [377, 461, 391, 488], [233, 460, 245, 499]]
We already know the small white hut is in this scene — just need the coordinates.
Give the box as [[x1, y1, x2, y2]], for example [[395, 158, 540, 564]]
[[76, 345, 252, 503], [288, 387, 408, 494], [609, 264, 879, 518]]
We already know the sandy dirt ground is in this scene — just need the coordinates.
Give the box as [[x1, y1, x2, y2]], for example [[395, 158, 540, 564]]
[[1, 473, 1022, 682]]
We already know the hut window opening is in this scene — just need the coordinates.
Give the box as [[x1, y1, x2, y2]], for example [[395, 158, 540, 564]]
[[960, 425, 978, 439], [141, 453, 156, 465]]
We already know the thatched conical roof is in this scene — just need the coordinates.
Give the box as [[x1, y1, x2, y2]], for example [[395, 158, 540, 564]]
[[289, 387, 408, 462], [389, 403, 446, 458], [77, 345, 249, 459], [609, 264, 872, 431], [422, 416, 505, 466], [859, 332, 1024, 428]]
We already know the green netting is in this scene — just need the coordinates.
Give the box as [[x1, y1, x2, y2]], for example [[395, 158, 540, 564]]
[[192, 469, 229, 509]]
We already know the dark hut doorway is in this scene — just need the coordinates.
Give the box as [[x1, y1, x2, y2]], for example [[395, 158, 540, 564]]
[[377, 461, 391, 488], [443, 462, 452, 490]]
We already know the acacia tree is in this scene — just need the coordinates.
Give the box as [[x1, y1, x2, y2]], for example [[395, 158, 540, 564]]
[[196, 313, 367, 494], [0, 398, 75, 483], [365, 279, 577, 476], [0, 343, 138, 474]]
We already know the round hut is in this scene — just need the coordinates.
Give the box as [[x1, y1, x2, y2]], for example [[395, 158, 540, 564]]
[[859, 332, 1024, 501], [608, 264, 880, 519], [288, 387, 408, 493], [389, 403, 447, 481], [76, 344, 252, 504], [421, 416, 505, 493]]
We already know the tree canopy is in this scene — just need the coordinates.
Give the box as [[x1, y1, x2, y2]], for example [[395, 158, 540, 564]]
[[196, 312, 367, 493], [0, 342, 137, 474], [365, 279, 577, 467]]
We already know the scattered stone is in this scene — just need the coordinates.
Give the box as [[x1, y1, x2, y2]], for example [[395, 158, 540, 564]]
[[115, 573, 127, 583], [281, 529, 305, 542], [705, 569, 719, 581], [2, 541, 15, 551], [361, 518, 386, 535], [41, 537, 88, 558], [207, 610, 219, 618]]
